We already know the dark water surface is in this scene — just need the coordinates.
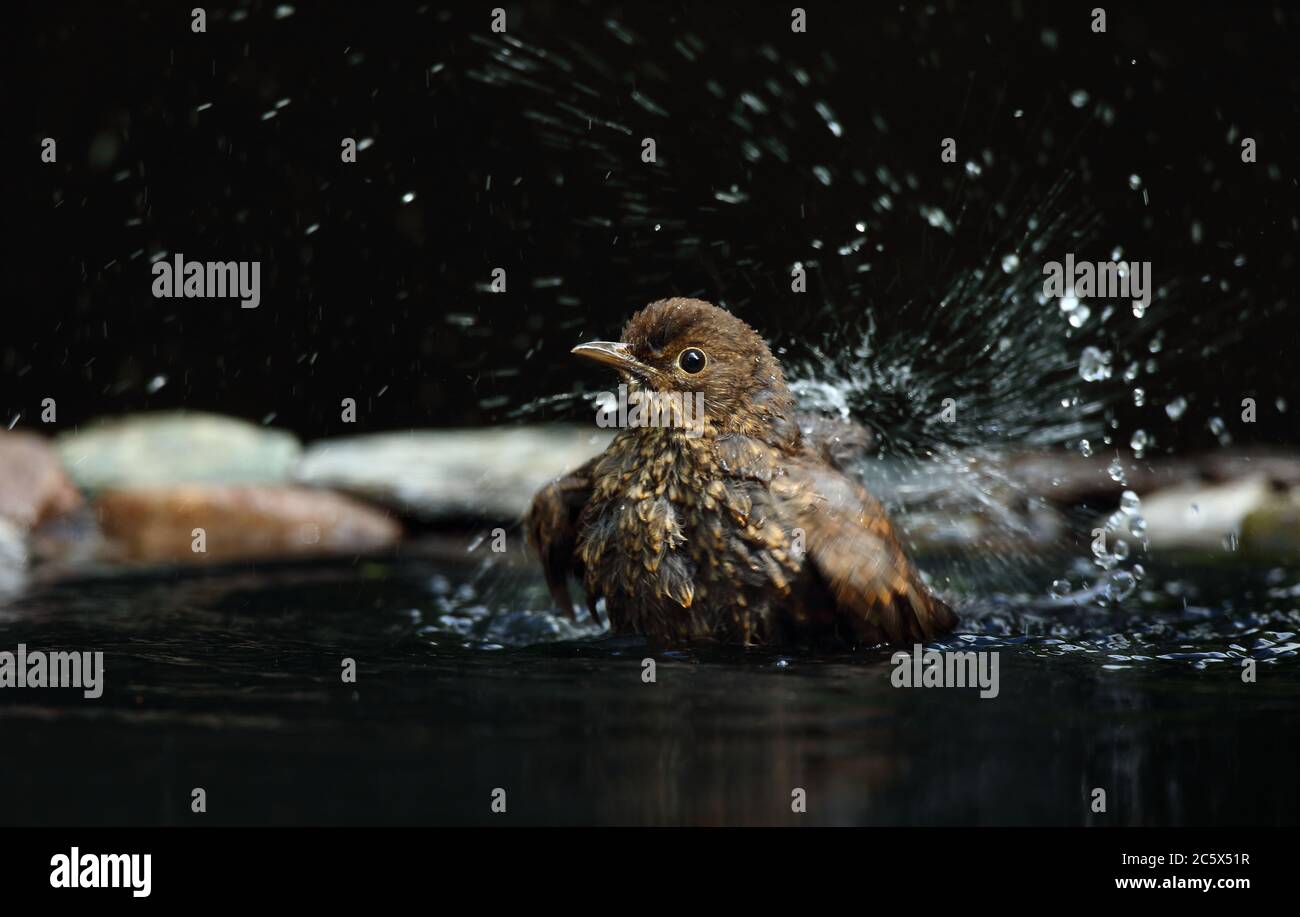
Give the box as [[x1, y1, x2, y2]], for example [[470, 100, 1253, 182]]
[[2, 545, 1297, 826]]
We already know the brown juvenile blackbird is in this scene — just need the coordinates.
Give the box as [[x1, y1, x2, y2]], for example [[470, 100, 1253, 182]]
[[526, 297, 957, 646]]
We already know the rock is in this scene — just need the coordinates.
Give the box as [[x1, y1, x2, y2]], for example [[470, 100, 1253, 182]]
[[1002, 448, 1300, 506], [0, 517, 27, 594], [297, 427, 612, 521], [0, 432, 83, 528], [94, 485, 401, 564], [58, 412, 300, 492], [25, 507, 109, 574], [899, 506, 1066, 553], [1242, 486, 1300, 552], [857, 453, 1069, 552], [1138, 475, 1273, 551], [0, 432, 81, 590], [1200, 450, 1300, 487], [1000, 452, 1198, 505]]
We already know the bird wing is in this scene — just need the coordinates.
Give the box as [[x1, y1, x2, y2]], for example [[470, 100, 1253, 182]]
[[777, 459, 958, 645], [524, 458, 596, 618], [795, 412, 876, 472]]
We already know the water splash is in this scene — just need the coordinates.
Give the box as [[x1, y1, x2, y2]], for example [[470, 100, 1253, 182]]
[[459, 17, 1258, 612]]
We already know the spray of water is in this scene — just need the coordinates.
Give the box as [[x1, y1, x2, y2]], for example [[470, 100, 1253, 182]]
[[456, 16, 1284, 634]]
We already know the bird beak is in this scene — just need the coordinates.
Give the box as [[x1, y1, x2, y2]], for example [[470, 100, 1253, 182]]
[[571, 341, 647, 375]]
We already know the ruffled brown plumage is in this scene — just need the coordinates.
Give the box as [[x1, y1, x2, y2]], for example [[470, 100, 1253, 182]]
[[526, 297, 957, 646]]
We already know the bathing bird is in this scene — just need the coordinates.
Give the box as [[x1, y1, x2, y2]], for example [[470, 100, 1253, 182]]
[[526, 297, 957, 646]]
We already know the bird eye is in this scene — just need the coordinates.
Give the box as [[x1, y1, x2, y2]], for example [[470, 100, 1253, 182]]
[[677, 347, 707, 374]]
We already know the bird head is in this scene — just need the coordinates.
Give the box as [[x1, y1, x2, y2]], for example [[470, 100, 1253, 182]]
[[572, 297, 796, 439]]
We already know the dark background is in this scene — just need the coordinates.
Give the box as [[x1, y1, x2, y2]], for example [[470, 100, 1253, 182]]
[[10, 0, 1300, 447]]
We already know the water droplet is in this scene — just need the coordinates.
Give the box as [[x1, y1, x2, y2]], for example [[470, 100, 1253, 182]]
[[1051, 579, 1072, 597], [1078, 346, 1112, 382], [1166, 396, 1188, 420], [1001, 253, 1019, 273], [921, 205, 952, 232], [1130, 429, 1149, 456], [814, 101, 843, 138], [1107, 458, 1125, 482], [714, 186, 750, 204], [1128, 517, 1147, 538], [1078, 438, 1093, 457], [1107, 570, 1137, 602], [1070, 89, 1090, 108], [1223, 532, 1240, 552], [1133, 387, 1146, 406], [401, 192, 416, 204], [1059, 292, 1079, 312], [1120, 490, 1141, 514], [1068, 305, 1090, 327]]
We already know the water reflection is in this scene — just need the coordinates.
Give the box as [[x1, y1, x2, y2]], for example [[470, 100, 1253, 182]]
[[1, 548, 1297, 825]]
